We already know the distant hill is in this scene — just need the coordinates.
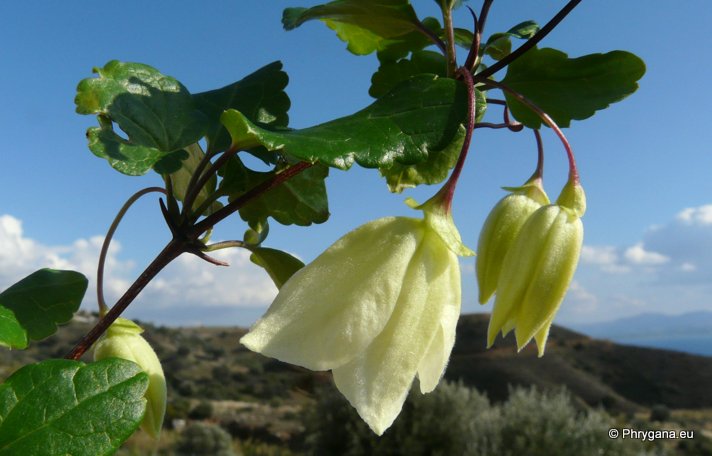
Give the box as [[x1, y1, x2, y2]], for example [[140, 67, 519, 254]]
[[2, 312, 711, 417], [569, 311, 712, 356], [449, 314, 712, 413]]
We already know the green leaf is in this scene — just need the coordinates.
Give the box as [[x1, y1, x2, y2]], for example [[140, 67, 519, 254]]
[[483, 21, 540, 61], [370, 50, 447, 98], [283, 1, 421, 55], [193, 61, 290, 154], [220, 157, 330, 226], [0, 359, 148, 456], [165, 143, 222, 216], [76, 61, 208, 175], [250, 247, 305, 289], [381, 125, 464, 193], [505, 20, 540, 39], [501, 48, 646, 128], [379, 89, 485, 192], [0, 308, 25, 350], [86, 126, 185, 176], [376, 17, 442, 62], [0, 269, 88, 350], [484, 35, 512, 61], [221, 74, 467, 170]]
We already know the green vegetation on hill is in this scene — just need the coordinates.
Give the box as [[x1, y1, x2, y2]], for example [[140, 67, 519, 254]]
[[2, 312, 711, 454]]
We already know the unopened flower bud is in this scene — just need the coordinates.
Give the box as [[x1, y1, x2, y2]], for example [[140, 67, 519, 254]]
[[487, 180, 585, 356], [476, 179, 549, 304], [93, 318, 167, 439]]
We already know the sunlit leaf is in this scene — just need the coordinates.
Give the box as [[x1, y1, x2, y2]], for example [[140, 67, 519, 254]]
[[220, 156, 329, 226], [76, 61, 208, 175], [0, 359, 148, 456], [193, 61, 290, 154], [283, 0, 421, 56], [221, 75, 467, 170], [0, 269, 87, 350], [501, 48, 646, 128], [370, 50, 447, 98]]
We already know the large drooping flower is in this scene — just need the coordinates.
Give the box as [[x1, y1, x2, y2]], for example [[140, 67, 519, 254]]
[[241, 201, 471, 435], [487, 180, 586, 356]]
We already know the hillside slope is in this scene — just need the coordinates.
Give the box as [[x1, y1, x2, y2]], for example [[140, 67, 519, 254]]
[[2, 313, 710, 413]]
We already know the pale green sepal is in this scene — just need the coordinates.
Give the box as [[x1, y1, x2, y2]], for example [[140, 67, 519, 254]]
[[240, 217, 425, 371], [93, 318, 167, 439], [405, 197, 474, 257], [555, 178, 586, 217], [416, 247, 461, 393], [513, 210, 583, 350], [104, 317, 143, 336], [501, 178, 550, 206], [533, 315, 555, 357]]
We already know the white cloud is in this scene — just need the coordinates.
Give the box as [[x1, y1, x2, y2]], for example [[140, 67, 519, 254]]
[[623, 243, 669, 265], [580, 245, 630, 273], [562, 202, 712, 324], [676, 205, 712, 225], [142, 249, 277, 309], [0, 213, 277, 326]]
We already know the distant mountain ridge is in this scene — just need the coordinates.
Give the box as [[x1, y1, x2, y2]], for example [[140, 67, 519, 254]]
[[570, 311, 712, 338], [568, 311, 712, 356]]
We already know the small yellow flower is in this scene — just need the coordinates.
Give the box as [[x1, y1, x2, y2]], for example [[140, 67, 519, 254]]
[[93, 318, 167, 439], [487, 180, 585, 357], [241, 203, 470, 435]]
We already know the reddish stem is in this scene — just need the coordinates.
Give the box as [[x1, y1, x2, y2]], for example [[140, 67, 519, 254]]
[[482, 79, 578, 182], [438, 67, 477, 211]]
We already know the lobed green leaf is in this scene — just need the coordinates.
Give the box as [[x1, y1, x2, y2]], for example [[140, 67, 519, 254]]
[[0, 269, 87, 350], [0, 359, 148, 456], [193, 61, 290, 154], [219, 157, 329, 227], [76, 61, 208, 175], [221, 75, 467, 170], [379, 88, 485, 192], [370, 50, 447, 98], [283, 0, 421, 55], [500, 47, 646, 128]]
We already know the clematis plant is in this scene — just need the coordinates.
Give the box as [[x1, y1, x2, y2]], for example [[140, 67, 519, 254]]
[[0, 0, 646, 452]]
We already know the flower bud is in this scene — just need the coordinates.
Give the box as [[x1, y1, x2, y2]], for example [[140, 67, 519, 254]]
[[93, 318, 167, 439], [487, 180, 585, 356], [476, 179, 549, 304]]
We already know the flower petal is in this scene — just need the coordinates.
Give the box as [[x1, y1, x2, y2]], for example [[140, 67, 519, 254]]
[[332, 232, 449, 435], [533, 314, 555, 357], [241, 216, 424, 371], [417, 250, 460, 394]]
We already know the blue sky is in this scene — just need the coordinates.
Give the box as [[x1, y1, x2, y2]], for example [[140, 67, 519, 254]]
[[1, 1, 711, 326]]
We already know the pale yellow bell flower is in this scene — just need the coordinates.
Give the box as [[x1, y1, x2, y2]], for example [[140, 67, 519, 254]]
[[487, 179, 585, 357], [241, 203, 470, 435], [476, 177, 549, 304], [93, 318, 167, 439]]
